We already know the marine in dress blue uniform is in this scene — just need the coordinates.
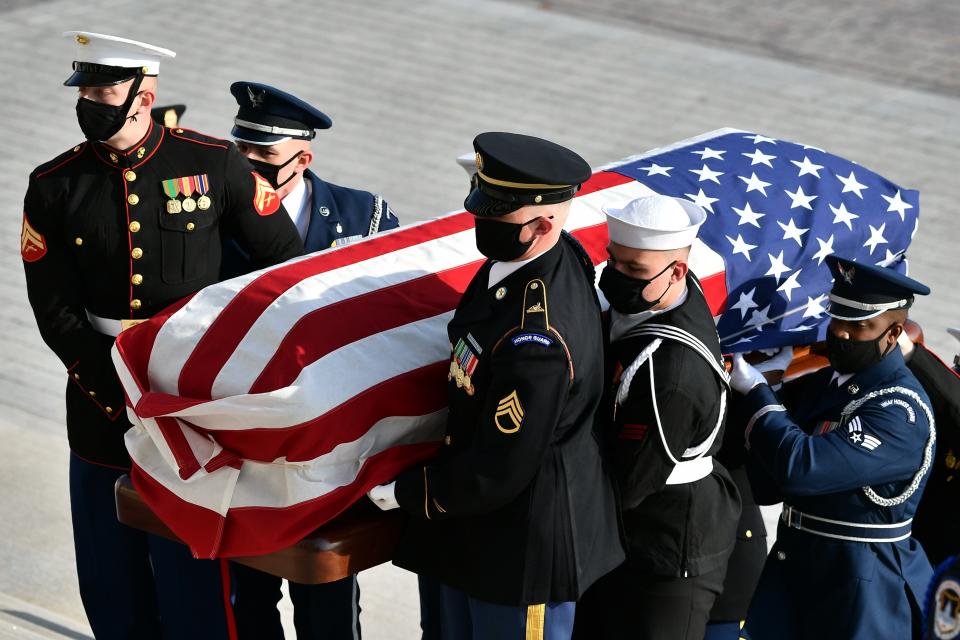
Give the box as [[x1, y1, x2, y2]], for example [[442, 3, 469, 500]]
[[221, 81, 398, 281], [21, 32, 302, 640], [730, 257, 935, 640], [223, 82, 399, 640]]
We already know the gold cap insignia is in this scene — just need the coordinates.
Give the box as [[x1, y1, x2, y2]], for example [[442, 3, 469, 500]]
[[495, 390, 524, 434], [75, 35, 89, 45], [475, 152, 483, 171]]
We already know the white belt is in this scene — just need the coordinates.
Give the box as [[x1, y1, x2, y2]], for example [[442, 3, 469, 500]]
[[86, 310, 147, 337], [665, 456, 714, 485]]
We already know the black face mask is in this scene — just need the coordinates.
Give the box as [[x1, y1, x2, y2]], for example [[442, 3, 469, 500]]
[[826, 323, 898, 374], [598, 260, 677, 314], [249, 151, 303, 190], [75, 76, 144, 142], [474, 216, 551, 262]]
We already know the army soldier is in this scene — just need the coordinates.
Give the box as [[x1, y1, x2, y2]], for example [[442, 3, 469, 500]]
[[369, 132, 624, 639], [573, 195, 741, 640], [21, 32, 302, 639], [732, 257, 934, 639], [221, 81, 398, 280], [224, 82, 400, 640]]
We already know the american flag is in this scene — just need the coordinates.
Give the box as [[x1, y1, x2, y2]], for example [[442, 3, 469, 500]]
[[113, 129, 916, 558], [609, 128, 919, 350]]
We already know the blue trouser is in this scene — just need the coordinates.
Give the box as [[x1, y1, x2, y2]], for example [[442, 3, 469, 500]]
[[69, 453, 231, 640], [436, 582, 575, 640], [232, 563, 361, 639]]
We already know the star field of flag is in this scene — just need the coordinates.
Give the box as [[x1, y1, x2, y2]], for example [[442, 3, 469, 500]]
[[611, 130, 920, 352]]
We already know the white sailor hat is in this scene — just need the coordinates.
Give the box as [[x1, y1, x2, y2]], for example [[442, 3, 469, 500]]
[[456, 152, 476, 177], [603, 194, 707, 250], [62, 31, 176, 86]]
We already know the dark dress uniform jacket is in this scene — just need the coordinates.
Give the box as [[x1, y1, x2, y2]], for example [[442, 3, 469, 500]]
[[22, 122, 303, 467], [606, 274, 740, 578], [744, 348, 934, 640], [908, 343, 960, 566], [393, 234, 624, 606], [220, 168, 398, 278]]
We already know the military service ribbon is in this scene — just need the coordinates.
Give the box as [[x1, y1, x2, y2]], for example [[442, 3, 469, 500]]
[[195, 174, 211, 210], [162, 178, 182, 214], [179, 175, 198, 212], [449, 337, 479, 395]]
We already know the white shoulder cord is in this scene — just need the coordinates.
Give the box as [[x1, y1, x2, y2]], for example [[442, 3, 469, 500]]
[[615, 338, 663, 407], [841, 386, 936, 507]]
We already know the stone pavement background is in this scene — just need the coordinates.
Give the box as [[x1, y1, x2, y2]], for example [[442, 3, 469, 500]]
[[0, 0, 957, 637]]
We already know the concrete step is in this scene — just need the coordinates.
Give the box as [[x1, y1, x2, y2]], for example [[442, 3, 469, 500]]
[[0, 592, 91, 640]]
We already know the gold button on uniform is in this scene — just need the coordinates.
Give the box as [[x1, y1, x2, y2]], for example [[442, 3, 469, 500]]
[[444, 435, 452, 446], [131, 274, 143, 286], [73, 373, 80, 380], [130, 299, 142, 310], [131, 248, 143, 259], [186, 222, 195, 231], [129, 221, 141, 233], [127, 194, 139, 205], [105, 406, 113, 413], [176, 128, 184, 134], [745, 530, 753, 539], [89, 390, 96, 398], [124, 170, 137, 182], [74, 237, 83, 246]]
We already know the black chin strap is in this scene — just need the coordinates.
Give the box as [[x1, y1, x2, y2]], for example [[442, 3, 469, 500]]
[[122, 73, 146, 125]]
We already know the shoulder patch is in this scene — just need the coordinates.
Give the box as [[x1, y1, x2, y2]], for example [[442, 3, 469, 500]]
[[511, 332, 554, 348], [21, 213, 47, 262], [252, 172, 281, 216], [33, 142, 86, 179]]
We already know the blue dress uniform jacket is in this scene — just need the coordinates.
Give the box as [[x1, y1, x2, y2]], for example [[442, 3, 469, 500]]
[[392, 234, 625, 606], [221, 168, 397, 278], [21, 122, 303, 466], [744, 348, 935, 640]]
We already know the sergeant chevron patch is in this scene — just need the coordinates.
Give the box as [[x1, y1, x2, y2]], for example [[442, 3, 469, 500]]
[[495, 390, 524, 434]]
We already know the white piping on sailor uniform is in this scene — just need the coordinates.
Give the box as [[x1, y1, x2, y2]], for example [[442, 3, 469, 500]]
[[615, 323, 728, 485]]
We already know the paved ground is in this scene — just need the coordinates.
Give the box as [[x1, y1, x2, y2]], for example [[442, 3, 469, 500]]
[[0, 0, 957, 637]]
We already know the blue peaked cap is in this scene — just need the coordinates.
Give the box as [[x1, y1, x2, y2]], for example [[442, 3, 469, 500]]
[[230, 81, 332, 145], [826, 255, 929, 321]]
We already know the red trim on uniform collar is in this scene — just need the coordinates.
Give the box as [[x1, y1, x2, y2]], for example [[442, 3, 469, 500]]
[[92, 119, 163, 168]]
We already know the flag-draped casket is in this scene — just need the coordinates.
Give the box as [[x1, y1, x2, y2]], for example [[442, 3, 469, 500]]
[[113, 128, 920, 558]]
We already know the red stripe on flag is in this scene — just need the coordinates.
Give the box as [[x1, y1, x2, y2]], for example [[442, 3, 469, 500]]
[[699, 271, 728, 316], [136, 361, 449, 464], [131, 440, 440, 558], [155, 416, 202, 480], [177, 213, 476, 399], [578, 170, 634, 196]]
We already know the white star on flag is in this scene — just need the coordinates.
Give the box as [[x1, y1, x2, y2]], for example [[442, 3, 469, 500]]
[[745, 134, 777, 145], [742, 149, 777, 167], [802, 294, 828, 318], [685, 189, 719, 213], [881, 190, 913, 221], [791, 156, 824, 177], [729, 287, 759, 319], [641, 163, 673, 177], [765, 250, 791, 282], [829, 202, 859, 230], [690, 164, 724, 184], [732, 202, 765, 228], [778, 218, 810, 246], [748, 304, 772, 328], [864, 223, 888, 254], [810, 235, 835, 265], [878, 249, 903, 267], [692, 147, 725, 160], [739, 172, 771, 196], [836, 171, 868, 198], [726, 234, 758, 261], [785, 185, 818, 210], [777, 269, 803, 301]]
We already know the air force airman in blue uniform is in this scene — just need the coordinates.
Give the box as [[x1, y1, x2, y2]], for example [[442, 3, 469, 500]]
[[730, 256, 935, 640], [223, 83, 399, 639], [221, 81, 398, 281]]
